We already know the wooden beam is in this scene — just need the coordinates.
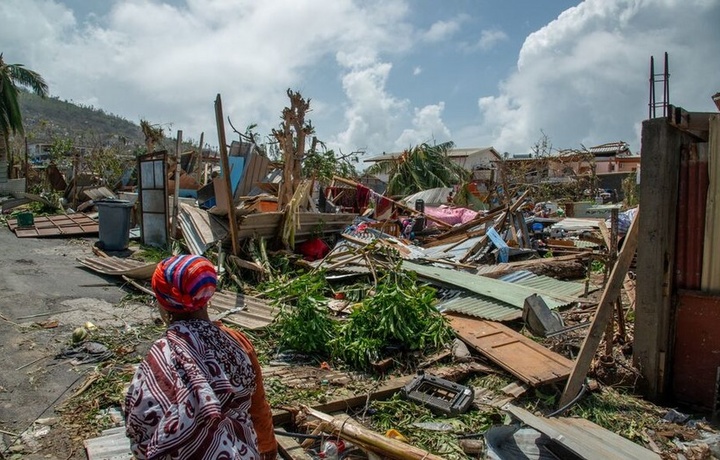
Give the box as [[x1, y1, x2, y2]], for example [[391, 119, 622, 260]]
[[214, 94, 239, 256], [304, 407, 445, 460], [195, 132, 204, 184], [275, 428, 314, 460], [559, 210, 639, 407], [271, 363, 481, 425]]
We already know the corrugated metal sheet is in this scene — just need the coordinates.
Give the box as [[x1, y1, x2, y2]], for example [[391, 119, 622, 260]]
[[77, 256, 157, 280], [209, 291, 276, 330], [437, 271, 585, 321], [587, 141, 632, 156], [401, 187, 453, 207], [550, 218, 601, 231], [499, 271, 585, 297], [504, 404, 661, 460], [0, 178, 26, 194], [421, 235, 482, 261], [83, 187, 116, 201], [178, 203, 228, 256], [84, 426, 132, 460], [439, 294, 522, 321]]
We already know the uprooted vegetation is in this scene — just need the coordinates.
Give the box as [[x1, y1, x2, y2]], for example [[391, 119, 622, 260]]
[[262, 247, 454, 372]]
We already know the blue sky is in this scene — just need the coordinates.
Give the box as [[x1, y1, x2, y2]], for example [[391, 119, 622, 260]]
[[1, 0, 718, 160]]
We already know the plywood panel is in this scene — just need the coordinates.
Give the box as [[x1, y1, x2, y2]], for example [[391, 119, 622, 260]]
[[9, 214, 99, 237], [447, 313, 573, 386]]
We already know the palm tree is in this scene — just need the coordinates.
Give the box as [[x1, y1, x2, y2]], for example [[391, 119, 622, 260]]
[[366, 141, 471, 196], [0, 53, 49, 178]]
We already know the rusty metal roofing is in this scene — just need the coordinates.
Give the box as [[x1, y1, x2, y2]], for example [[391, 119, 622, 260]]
[[178, 203, 228, 255], [77, 256, 157, 280], [8, 213, 99, 237], [436, 270, 585, 321]]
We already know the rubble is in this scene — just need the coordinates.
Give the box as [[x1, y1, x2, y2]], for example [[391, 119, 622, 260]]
[[3, 92, 717, 460]]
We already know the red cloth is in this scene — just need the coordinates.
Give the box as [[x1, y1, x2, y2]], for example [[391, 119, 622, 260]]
[[296, 238, 331, 261], [220, 325, 277, 459]]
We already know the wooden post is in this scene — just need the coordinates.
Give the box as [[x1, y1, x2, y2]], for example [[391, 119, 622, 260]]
[[634, 118, 687, 400], [214, 94, 239, 256], [170, 130, 182, 243], [559, 210, 639, 407], [195, 132, 204, 185]]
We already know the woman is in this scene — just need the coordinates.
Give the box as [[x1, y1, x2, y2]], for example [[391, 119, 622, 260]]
[[125, 255, 277, 459]]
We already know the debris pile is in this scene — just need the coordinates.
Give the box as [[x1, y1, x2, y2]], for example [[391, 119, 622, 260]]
[[3, 90, 714, 460]]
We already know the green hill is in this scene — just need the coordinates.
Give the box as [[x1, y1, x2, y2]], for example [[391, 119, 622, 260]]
[[18, 91, 144, 146]]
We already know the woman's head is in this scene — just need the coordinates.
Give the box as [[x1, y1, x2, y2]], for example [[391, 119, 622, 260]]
[[151, 255, 217, 313]]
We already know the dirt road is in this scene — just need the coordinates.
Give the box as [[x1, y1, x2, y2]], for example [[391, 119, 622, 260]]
[[0, 228, 156, 459]]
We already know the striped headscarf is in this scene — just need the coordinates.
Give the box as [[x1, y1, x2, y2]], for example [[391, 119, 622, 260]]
[[152, 255, 217, 313]]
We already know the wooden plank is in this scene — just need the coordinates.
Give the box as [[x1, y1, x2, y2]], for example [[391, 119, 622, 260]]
[[304, 407, 445, 460], [10, 214, 99, 237], [215, 94, 239, 256], [634, 118, 686, 400], [271, 363, 482, 425], [276, 428, 314, 460], [701, 115, 720, 291], [559, 210, 639, 407], [447, 313, 573, 386]]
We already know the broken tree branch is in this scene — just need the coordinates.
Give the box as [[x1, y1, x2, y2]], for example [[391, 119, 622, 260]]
[[302, 407, 445, 460]]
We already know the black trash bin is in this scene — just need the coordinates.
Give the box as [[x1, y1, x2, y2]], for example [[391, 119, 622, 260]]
[[96, 199, 133, 251]]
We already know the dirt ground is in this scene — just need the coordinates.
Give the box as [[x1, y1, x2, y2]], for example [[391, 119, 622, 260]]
[[0, 228, 158, 459]]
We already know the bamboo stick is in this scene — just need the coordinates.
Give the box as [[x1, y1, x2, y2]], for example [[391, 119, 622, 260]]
[[302, 407, 445, 460]]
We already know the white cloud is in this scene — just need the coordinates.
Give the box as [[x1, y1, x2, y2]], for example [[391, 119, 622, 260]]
[[422, 18, 463, 43], [413, 66, 422, 76], [476, 29, 508, 51], [334, 62, 408, 155], [477, 0, 720, 153], [1, 0, 415, 153], [395, 102, 451, 149]]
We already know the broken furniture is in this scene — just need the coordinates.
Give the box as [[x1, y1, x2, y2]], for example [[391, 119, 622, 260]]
[[401, 371, 474, 415]]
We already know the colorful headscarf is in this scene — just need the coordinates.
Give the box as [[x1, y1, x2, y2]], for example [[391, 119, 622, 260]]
[[152, 255, 217, 313]]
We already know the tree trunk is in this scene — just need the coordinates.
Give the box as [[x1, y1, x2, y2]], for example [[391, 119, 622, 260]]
[[1, 134, 9, 181]]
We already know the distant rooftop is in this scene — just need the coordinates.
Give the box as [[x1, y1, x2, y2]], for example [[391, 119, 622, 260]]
[[363, 146, 500, 163]]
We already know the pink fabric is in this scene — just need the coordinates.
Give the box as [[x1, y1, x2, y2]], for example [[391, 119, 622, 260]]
[[423, 206, 479, 227]]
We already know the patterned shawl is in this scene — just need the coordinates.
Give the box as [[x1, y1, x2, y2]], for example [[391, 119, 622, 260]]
[[125, 320, 260, 460]]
